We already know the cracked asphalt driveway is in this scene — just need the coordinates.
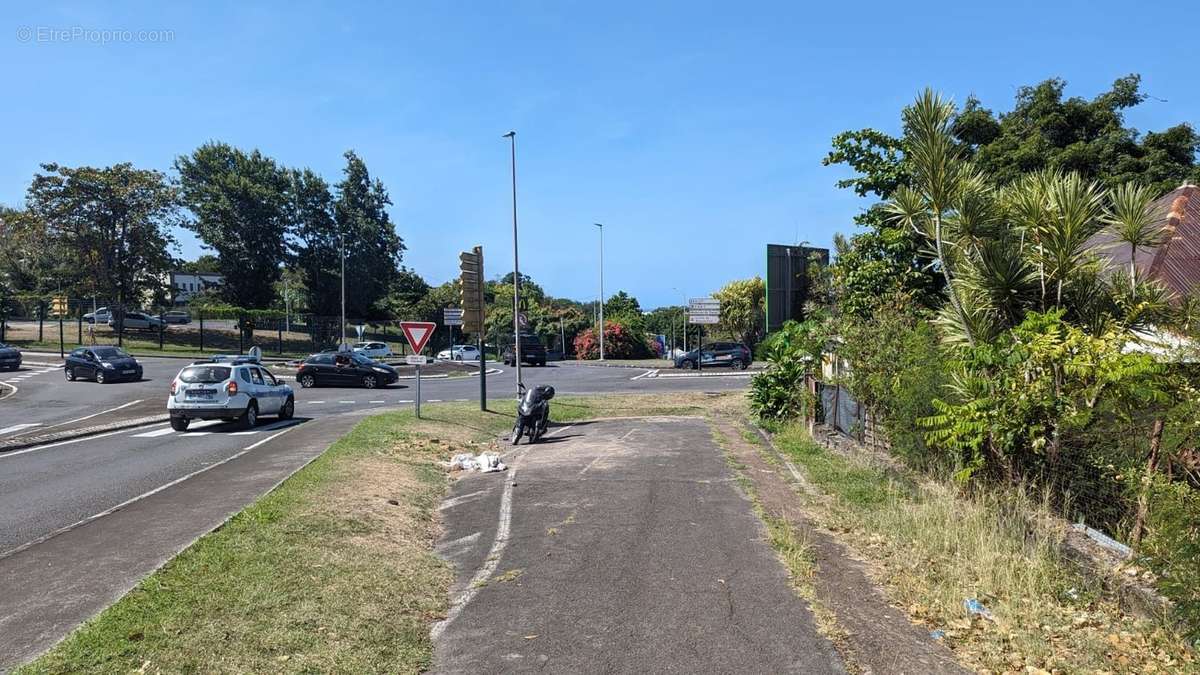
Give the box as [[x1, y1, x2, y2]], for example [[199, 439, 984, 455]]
[[432, 416, 844, 674]]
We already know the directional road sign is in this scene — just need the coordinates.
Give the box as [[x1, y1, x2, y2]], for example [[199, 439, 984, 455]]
[[443, 308, 464, 326], [400, 321, 437, 354]]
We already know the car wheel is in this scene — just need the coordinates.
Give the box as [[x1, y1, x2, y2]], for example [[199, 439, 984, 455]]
[[299, 374, 316, 388], [279, 396, 294, 420], [65, 367, 76, 381], [242, 402, 259, 429], [731, 358, 745, 370], [511, 423, 523, 445], [95, 369, 107, 384], [170, 417, 190, 431], [362, 374, 377, 389]]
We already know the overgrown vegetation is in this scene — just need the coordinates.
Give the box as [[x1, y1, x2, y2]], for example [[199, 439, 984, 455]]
[[755, 81, 1200, 643]]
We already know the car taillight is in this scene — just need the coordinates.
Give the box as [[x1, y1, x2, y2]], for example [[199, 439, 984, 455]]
[[170, 380, 177, 395], [226, 381, 238, 395]]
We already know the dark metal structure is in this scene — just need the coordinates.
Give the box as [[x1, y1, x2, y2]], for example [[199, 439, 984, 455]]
[[765, 244, 830, 333]]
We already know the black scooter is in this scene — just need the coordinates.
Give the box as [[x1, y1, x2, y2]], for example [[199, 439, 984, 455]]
[[512, 385, 554, 444]]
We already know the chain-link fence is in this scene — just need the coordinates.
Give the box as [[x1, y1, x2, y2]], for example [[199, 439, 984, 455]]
[[0, 297, 467, 359]]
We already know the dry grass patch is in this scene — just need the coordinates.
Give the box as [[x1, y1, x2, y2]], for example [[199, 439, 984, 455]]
[[770, 422, 1198, 674]]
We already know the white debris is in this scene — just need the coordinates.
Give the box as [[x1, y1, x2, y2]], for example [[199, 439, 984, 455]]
[[449, 452, 507, 473]]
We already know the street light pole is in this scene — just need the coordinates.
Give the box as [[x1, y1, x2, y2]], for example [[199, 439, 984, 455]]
[[595, 222, 604, 361], [340, 229, 346, 346], [504, 131, 522, 395]]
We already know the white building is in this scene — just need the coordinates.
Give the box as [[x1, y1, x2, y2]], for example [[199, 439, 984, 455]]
[[168, 271, 224, 305]]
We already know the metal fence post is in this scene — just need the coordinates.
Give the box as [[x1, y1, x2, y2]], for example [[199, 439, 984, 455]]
[[199, 311, 204, 352], [238, 317, 244, 355], [277, 319, 283, 355], [77, 304, 83, 344], [158, 309, 165, 350], [1, 316, 5, 343], [59, 316, 64, 357], [38, 304, 44, 342]]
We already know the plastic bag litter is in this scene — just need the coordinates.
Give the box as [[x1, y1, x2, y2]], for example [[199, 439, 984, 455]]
[[449, 452, 507, 473], [963, 598, 994, 621]]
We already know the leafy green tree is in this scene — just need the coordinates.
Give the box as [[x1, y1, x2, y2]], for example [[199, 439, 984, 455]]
[[25, 162, 179, 305], [332, 151, 405, 319], [825, 74, 1200, 316], [178, 254, 221, 274], [0, 207, 56, 294], [714, 276, 765, 348], [175, 143, 291, 309], [291, 168, 339, 315]]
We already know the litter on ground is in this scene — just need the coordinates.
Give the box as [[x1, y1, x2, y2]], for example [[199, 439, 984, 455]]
[[450, 452, 508, 473]]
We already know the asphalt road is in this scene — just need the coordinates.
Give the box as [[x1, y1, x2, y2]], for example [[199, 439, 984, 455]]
[[433, 417, 843, 673], [0, 353, 751, 670]]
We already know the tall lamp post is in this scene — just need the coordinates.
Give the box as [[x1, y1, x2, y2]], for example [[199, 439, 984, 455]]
[[503, 131, 522, 395], [340, 229, 346, 346], [595, 222, 604, 361]]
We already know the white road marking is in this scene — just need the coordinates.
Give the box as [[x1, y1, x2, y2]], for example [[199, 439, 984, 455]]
[[428, 399, 443, 402], [369, 400, 385, 404], [338, 400, 355, 404], [181, 432, 212, 437], [307, 401, 324, 404], [244, 423, 300, 450], [437, 490, 487, 511], [42, 399, 144, 430], [431, 465, 519, 640], [131, 427, 175, 438], [579, 456, 603, 475], [0, 421, 301, 560], [0, 423, 43, 435], [398, 399, 413, 403], [0, 421, 165, 460], [630, 369, 658, 380]]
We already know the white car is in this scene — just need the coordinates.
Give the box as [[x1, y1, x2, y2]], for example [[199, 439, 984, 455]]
[[83, 307, 112, 324], [167, 356, 295, 431], [437, 344, 480, 361], [352, 341, 393, 359]]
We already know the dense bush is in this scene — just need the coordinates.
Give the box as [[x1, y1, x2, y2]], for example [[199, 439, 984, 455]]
[[573, 321, 654, 360], [749, 317, 831, 422], [1140, 477, 1200, 644], [836, 299, 949, 469]]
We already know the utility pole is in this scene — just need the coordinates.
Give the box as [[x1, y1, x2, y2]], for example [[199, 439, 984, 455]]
[[284, 276, 290, 333], [503, 131, 522, 395], [595, 222, 604, 361], [340, 228, 346, 346]]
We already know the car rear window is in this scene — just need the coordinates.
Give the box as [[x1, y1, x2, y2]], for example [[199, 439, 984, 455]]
[[308, 354, 334, 365], [179, 366, 231, 383]]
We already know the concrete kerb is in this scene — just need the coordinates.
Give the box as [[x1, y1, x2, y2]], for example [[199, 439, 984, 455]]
[[0, 415, 170, 455]]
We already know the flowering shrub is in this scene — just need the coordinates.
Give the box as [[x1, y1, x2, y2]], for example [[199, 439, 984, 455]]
[[574, 321, 654, 359]]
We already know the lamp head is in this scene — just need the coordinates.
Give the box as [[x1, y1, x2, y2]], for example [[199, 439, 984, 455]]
[[502, 131, 515, 139]]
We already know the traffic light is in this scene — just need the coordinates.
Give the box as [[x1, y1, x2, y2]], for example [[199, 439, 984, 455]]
[[459, 246, 485, 333]]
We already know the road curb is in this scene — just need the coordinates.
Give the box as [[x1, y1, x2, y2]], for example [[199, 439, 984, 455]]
[[0, 415, 168, 454]]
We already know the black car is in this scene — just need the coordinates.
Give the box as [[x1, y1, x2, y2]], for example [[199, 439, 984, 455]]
[[675, 342, 752, 370], [295, 351, 399, 388], [65, 346, 144, 383], [502, 333, 547, 367], [0, 342, 21, 371]]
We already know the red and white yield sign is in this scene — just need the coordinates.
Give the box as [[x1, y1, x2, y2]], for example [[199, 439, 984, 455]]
[[400, 321, 437, 354]]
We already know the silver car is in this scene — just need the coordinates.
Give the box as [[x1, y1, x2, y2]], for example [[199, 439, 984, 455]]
[[167, 356, 294, 431]]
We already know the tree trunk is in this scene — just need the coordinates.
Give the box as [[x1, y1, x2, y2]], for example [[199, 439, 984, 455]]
[[1130, 417, 1165, 549]]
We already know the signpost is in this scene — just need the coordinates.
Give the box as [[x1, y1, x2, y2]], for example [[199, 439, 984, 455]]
[[688, 298, 721, 373], [459, 246, 487, 409], [443, 308, 463, 358], [400, 321, 436, 418]]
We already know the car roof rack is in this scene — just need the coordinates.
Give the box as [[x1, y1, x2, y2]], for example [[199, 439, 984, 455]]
[[193, 354, 260, 365]]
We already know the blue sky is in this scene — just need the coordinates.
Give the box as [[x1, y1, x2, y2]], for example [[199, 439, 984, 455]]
[[3, 1, 1196, 308]]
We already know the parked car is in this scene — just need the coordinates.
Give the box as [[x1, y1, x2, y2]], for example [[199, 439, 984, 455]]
[[64, 346, 143, 383], [502, 334, 547, 367], [109, 312, 165, 331], [352, 341, 393, 359], [0, 342, 21, 371], [295, 351, 399, 388], [83, 307, 112, 324], [163, 310, 192, 324], [674, 342, 751, 370], [167, 356, 294, 431], [437, 344, 480, 361]]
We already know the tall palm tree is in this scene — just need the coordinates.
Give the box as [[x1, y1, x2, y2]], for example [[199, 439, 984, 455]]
[[1103, 182, 1168, 292]]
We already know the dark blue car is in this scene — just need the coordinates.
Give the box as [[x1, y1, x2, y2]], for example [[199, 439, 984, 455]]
[[0, 342, 20, 371], [65, 346, 143, 383]]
